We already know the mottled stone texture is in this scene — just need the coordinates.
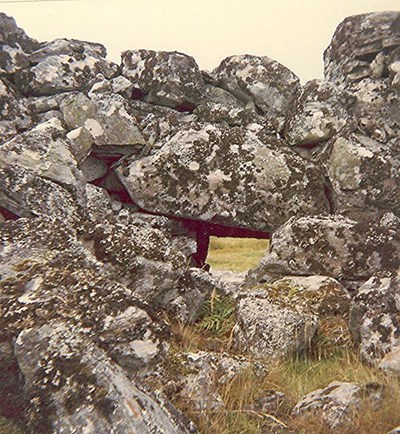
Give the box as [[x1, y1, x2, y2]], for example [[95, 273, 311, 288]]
[[2, 10, 400, 433]]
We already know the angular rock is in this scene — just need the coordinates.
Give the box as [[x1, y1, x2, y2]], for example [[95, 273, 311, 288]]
[[346, 79, 400, 143], [0, 78, 32, 142], [14, 322, 195, 434], [328, 135, 400, 219], [121, 50, 206, 110], [163, 351, 251, 410], [349, 273, 400, 365], [14, 39, 118, 96], [378, 347, 400, 376], [248, 215, 400, 284], [253, 275, 351, 316], [233, 292, 318, 359], [0, 13, 40, 74], [0, 165, 80, 224], [212, 55, 301, 129], [324, 11, 400, 86], [293, 381, 384, 429], [116, 124, 329, 232], [62, 92, 145, 162], [0, 118, 83, 189], [284, 79, 356, 146]]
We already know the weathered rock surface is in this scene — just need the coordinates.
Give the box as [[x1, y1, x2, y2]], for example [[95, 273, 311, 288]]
[[284, 79, 356, 146], [162, 351, 251, 410], [121, 50, 206, 110], [14, 38, 118, 96], [350, 272, 400, 365], [233, 291, 318, 359], [292, 381, 385, 429], [14, 321, 196, 434], [0, 78, 32, 142], [0, 12, 40, 74], [324, 11, 400, 86], [117, 124, 329, 232], [329, 135, 400, 219], [212, 55, 301, 130], [247, 215, 400, 285]]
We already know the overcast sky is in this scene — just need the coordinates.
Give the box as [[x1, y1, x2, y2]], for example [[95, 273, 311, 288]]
[[1, 0, 399, 82]]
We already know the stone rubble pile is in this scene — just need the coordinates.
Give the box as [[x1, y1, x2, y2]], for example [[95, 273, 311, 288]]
[[1, 10, 400, 433]]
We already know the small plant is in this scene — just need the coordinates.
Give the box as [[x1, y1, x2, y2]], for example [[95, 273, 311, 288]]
[[196, 289, 236, 336]]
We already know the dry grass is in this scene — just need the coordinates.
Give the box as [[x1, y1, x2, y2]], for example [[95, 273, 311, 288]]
[[165, 316, 400, 434], [206, 237, 269, 272]]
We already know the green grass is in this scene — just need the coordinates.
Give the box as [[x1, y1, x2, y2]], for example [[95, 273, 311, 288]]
[[206, 237, 269, 272]]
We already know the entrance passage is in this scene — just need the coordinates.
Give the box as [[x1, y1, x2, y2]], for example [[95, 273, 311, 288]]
[[206, 237, 269, 272]]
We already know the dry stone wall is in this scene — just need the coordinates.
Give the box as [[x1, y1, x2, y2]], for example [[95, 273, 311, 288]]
[[1, 10, 400, 433]]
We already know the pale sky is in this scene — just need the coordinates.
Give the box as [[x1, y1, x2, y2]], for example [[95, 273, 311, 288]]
[[1, 0, 399, 82]]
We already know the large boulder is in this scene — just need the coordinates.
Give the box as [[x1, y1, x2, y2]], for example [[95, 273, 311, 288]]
[[324, 11, 400, 86], [212, 55, 301, 130], [284, 79, 356, 146], [14, 38, 118, 96], [14, 322, 195, 434], [349, 272, 400, 365], [247, 214, 400, 285], [121, 50, 206, 110], [116, 124, 329, 232], [233, 290, 318, 359], [328, 134, 400, 220]]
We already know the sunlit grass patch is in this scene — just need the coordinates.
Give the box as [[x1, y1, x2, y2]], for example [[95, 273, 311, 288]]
[[206, 237, 269, 272]]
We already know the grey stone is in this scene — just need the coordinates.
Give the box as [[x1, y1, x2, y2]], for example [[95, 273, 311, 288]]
[[14, 322, 195, 434], [247, 215, 400, 284], [14, 39, 118, 96], [349, 272, 400, 365], [0, 13, 40, 74], [328, 134, 400, 220], [324, 11, 400, 86], [284, 79, 356, 146], [122, 49, 206, 109], [233, 293, 318, 359], [212, 54, 301, 129], [293, 381, 385, 429], [116, 124, 329, 232]]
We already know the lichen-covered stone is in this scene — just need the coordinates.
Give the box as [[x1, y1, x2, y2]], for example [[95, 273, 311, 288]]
[[233, 293, 318, 359], [293, 381, 384, 429], [162, 351, 251, 411], [0, 78, 32, 142], [121, 50, 206, 110], [349, 272, 400, 365], [324, 11, 400, 86], [252, 275, 351, 317], [14, 322, 196, 434], [212, 55, 301, 129], [346, 79, 400, 143], [0, 118, 83, 189], [0, 13, 40, 74], [116, 124, 329, 232], [62, 92, 145, 161], [247, 215, 400, 284], [284, 79, 356, 146], [193, 102, 261, 127], [328, 135, 400, 219], [0, 165, 80, 223], [14, 39, 118, 96]]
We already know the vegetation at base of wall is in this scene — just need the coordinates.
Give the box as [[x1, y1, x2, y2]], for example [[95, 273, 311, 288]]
[[165, 317, 400, 434], [206, 237, 269, 272]]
